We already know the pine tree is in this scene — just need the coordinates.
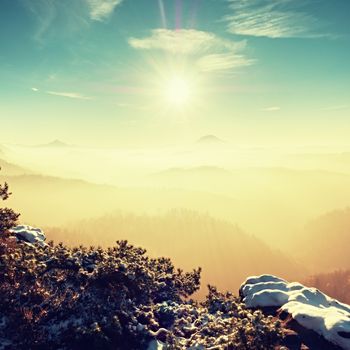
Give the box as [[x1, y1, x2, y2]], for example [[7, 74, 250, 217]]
[[0, 167, 20, 235]]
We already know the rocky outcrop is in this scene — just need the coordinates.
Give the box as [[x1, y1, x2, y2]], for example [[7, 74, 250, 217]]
[[9, 225, 47, 247], [241, 274, 350, 350]]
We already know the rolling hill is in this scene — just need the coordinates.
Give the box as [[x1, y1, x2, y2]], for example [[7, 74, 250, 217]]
[[0, 157, 32, 176], [297, 207, 350, 272], [45, 209, 304, 297]]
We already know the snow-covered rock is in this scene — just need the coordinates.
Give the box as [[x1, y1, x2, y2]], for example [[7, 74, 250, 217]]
[[241, 274, 350, 350], [9, 225, 47, 247], [241, 274, 287, 288]]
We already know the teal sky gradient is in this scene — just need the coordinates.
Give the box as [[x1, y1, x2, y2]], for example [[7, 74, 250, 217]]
[[0, 0, 349, 147]]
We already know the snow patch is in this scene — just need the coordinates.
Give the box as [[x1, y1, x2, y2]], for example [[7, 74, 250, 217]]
[[241, 274, 350, 350], [9, 225, 47, 247]]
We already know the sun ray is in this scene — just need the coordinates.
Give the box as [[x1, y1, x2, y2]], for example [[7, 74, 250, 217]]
[[158, 0, 167, 28]]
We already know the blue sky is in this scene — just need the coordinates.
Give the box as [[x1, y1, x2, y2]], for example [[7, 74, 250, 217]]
[[0, 0, 349, 147]]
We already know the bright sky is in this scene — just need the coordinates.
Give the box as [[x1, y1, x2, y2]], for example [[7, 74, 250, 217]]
[[0, 0, 349, 147]]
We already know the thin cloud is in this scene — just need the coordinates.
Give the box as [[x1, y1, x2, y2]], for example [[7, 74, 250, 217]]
[[48, 73, 58, 81], [262, 106, 281, 112], [24, 0, 90, 43], [225, 0, 325, 39], [23, 0, 119, 43], [196, 53, 255, 72], [129, 29, 243, 54], [321, 105, 348, 111], [31, 87, 39, 92], [86, 0, 123, 21], [128, 29, 254, 72], [46, 91, 92, 100], [24, 0, 57, 43]]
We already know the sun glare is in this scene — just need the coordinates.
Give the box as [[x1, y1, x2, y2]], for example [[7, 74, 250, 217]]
[[164, 76, 191, 106]]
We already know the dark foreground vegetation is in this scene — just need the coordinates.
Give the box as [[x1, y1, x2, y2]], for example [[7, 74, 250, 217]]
[[0, 238, 286, 349], [0, 173, 286, 349]]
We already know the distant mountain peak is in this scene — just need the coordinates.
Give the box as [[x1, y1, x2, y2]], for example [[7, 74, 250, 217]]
[[39, 140, 70, 148], [196, 135, 225, 144]]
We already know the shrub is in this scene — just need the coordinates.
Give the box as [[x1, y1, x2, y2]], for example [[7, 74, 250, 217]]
[[0, 239, 285, 349], [0, 239, 201, 349]]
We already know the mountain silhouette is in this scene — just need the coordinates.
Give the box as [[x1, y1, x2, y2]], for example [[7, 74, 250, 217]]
[[36, 140, 71, 148]]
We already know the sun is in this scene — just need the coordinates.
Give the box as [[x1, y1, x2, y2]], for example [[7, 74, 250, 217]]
[[164, 76, 191, 106]]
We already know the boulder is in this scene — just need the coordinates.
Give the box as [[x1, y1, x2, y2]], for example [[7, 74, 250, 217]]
[[241, 274, 350, 350], [9, 225, 47, 247]]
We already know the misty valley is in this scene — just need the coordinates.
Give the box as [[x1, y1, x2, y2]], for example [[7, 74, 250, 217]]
[[1, 140, 350, 296]]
